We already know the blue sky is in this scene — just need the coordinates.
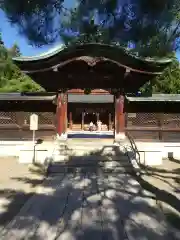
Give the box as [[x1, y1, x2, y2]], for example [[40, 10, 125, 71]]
[[0, 0, 75, 56], [0, 9, 53, 56], [0, 4, 180, 60]]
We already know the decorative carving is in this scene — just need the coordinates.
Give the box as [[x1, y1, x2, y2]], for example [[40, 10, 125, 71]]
[[76, 56, 104, 66]]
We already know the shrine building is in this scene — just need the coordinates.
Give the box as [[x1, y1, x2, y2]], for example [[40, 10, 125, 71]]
[[12, 43, 171, 141]]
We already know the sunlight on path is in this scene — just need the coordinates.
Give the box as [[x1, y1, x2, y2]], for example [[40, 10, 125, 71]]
[[1, 169, 172, 240]]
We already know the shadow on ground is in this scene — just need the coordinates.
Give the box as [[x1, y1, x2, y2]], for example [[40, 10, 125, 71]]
[[0, 146, 179, 239], [137, 158, 180, 232]]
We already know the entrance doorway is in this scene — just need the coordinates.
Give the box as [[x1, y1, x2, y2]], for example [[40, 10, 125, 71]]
[[68, 103, 114, 131], [84, 112, 97, 125]]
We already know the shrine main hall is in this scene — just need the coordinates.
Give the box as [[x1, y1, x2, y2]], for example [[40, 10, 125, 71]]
[[12, 43, 171, 140]]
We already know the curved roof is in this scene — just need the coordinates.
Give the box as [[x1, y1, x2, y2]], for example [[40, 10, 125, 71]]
[[13, 43, 171, 74], [13, 43, 171, 63], [12, 43, 172, 92], [13, 43, 65, 61], [18, 44, 64, 60]]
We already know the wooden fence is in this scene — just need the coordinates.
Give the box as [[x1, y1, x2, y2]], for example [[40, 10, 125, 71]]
[[125, 112, 180, 141], [0, 112, 56, 141], [1, 111, 180, 141]]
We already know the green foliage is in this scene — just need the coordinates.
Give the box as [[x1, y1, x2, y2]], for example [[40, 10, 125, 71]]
[[8, 43, 21, 57], [152, 57, 180, 93], [0, 39, 44, 92], [1, 0, 180, 57], [0, 0, 64, 46], [0, 2, 180, 93], [140, 56, 180, 94], [59, 0, 180, 57]]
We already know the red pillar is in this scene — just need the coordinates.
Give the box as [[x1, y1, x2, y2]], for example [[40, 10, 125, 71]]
[[56, 92, 67, 137], [115, 93, 125, 140]]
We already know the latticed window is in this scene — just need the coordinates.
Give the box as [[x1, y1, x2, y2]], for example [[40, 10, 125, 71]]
[[162, 114, 180, 128], [0, 112, 18, 125], [23, 112, 55, 125], [126, 113, 158, 127]]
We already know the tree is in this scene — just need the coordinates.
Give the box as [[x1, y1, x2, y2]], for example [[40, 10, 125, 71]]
[[1, 1, 180, 93], [0, 0, 180, 57], [59, 0, 180, 57], [8, 43, 21, 57], [0, 0, 64, 46], [0, 36, 44, 92], [140, 56, 180, 94], [152, 57, 180, 93]]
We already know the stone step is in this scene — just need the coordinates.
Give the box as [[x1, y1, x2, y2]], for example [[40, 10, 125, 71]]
[[53, 144, 126, 153], [49, 158, 131, 169], [53, 149, 126, 157], [52, 143, 128, 162], [52, 154, 129, 162], [48, 161, 133, 174], [48, 167, 133, 174], [55, 140, 114, 146], [54, 144, 114, 149]]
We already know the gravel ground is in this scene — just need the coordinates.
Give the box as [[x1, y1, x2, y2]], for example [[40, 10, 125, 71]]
[[139, 158, 180, 238], [0, 157, 44, 229]]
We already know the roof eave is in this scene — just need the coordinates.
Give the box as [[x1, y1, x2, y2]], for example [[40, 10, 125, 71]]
[[12, 43, 172, 65]]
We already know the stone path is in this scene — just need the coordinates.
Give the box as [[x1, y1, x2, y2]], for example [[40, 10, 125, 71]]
[[1, 166, 172, 240]]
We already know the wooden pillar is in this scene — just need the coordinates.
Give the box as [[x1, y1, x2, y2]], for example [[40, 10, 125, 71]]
[[108, 113, 112, 131], [115, 93, 125, 140], [82, 112, 84, 130], [96, 112, 100, 122], [56, 92, 67, 138], [69, 112, 73, 130]]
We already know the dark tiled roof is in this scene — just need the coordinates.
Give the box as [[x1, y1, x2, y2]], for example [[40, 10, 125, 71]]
[[0, 93, 56, 101], [13, 43, 171, 74], [126, 94, 180, 102]]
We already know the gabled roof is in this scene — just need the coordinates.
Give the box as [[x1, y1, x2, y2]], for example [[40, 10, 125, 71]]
[[12, 43, 172, 92], [13, 43, 171, 74], [13, 43, 171, 64]]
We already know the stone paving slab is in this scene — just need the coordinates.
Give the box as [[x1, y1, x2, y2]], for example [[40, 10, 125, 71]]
[[1, 169, 172, 240]]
